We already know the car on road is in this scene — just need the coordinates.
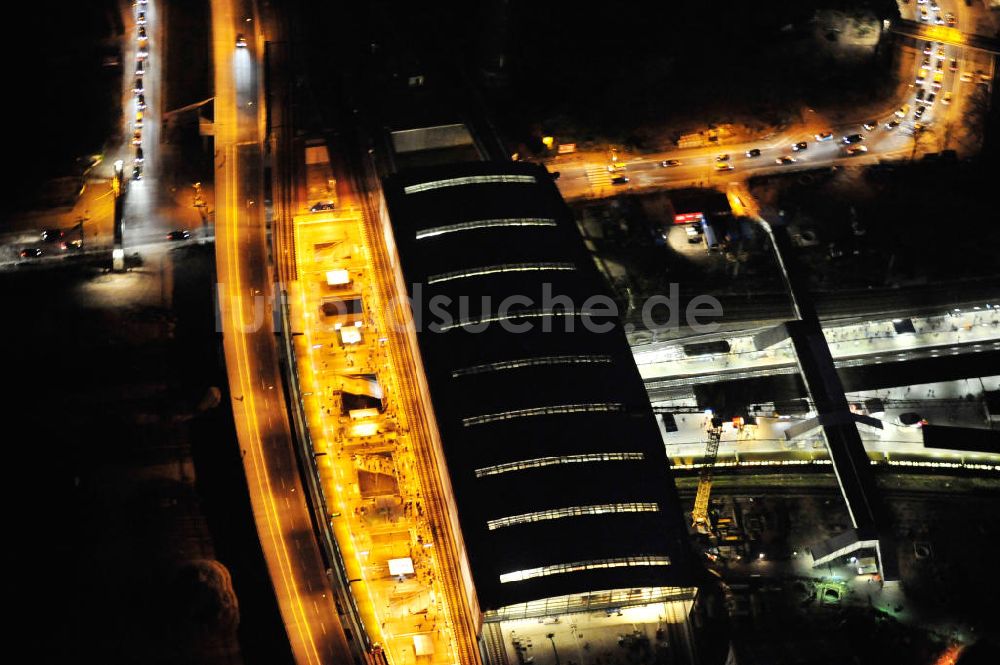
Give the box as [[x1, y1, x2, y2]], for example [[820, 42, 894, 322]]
[[62, 239, 83, 251], [310, 201, 336, 212], [136, 94, 146, 110], [132, 130, 142, 145], [919, 8, 929, 21], [960, 71, 974, 82], [745, 148, 761, 158], [930, 0, 939, 10], [135, 59, 144, 76], [132, 165, 142, 181], [814, 131, 833, 142], [167, 230, 191, 241], [916, 68, 928, 84], [926, 92, 936, 105], [950, 58, 958, 72], [897, 412, 926, 427], [922, 40, 933, 55], [776, 155, 797, 165], [685, 225, 701, 243], [921, 56, 931, 68], [134, 147, 144, 163], [942, 91, 952, 105], [896, 104, 910, 118], [41, 229, 64, 242], [885, 119, 900, 130], [845, 146, 868, 156], [946, 13, 956, 26], [660, 159, 681, 167], [20, 248, 43, 258], [607, 162, 627, 172], [611, 175, 630, 184], [914, 105, 926, 119], [135, 110, 144, 128], [138, 26, 147, 41], [713, 162, 734, 172], [716, 154, 731, 162], [934, 15, 945, 25], [842, 133, 864, 144], [137, 45, 148, 60], [936, 45, 945, 58], [936, 59, 944, 71], [134, 78, 143, 93], [916, 88, 926, 101], [933, 70, 944, 88], [792, 141, 808, 151], [236, 33, 248, 48], [137, 11, 146, 25], [862, 120, 877, 131]]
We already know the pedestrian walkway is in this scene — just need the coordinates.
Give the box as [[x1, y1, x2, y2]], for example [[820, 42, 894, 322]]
[[658, 376, 1000, 471], [289, 209, 461, 665], [636, 309, 1000, 381], [584, 163, 614, 196]]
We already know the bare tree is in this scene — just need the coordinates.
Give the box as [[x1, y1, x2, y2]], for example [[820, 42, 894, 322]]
[[961, 84, 991, 151]]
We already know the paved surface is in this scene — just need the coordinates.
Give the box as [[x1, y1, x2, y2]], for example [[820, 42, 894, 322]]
[[635, 309, 1000, 382], [547, 0, 993, 203], [211, 0, 351, 663], [656, 375, 1000, 468]]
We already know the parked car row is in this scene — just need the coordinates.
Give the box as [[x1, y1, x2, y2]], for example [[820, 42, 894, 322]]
[[132, 2, 149, 181]]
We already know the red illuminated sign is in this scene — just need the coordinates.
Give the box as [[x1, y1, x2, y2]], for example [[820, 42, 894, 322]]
[[674, 212, 704, 225]]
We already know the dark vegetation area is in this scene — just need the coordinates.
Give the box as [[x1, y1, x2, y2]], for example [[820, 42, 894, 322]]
[[164, 0, 211, 112], [490, 0, 901, 147], [750, 158, 1000, 289], [6, 247, 290, 664], [690, 478, 1000, 664], [328, 0, 901, 151], [0, 1, 122, 214]]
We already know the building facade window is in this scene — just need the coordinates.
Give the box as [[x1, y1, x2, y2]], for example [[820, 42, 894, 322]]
[[453, 354, 612, 378], [415, 217, 555, 240], [405, 174, 537, 195], [428, 262, 576, 285], [499, 556, 672, 584], [474, 452, 645, 478], [487, 503, 660, 530], [462, 403, 624, 427]]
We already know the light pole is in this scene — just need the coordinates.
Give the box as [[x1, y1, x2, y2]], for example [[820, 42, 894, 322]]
[[75, 211, 90, 246], [193, 181, 209, 233], [112, 160, 125, 272], [546, 633, 560, 665]]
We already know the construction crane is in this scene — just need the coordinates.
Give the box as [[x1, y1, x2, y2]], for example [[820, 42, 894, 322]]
[[691, 418, 723, 534]]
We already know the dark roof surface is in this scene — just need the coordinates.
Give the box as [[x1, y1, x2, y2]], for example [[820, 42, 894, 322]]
[[383, 161, 693, 610]]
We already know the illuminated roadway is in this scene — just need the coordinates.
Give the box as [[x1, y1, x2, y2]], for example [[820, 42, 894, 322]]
[[211, 0, 352, 663], [550, 0, 994, 202]]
